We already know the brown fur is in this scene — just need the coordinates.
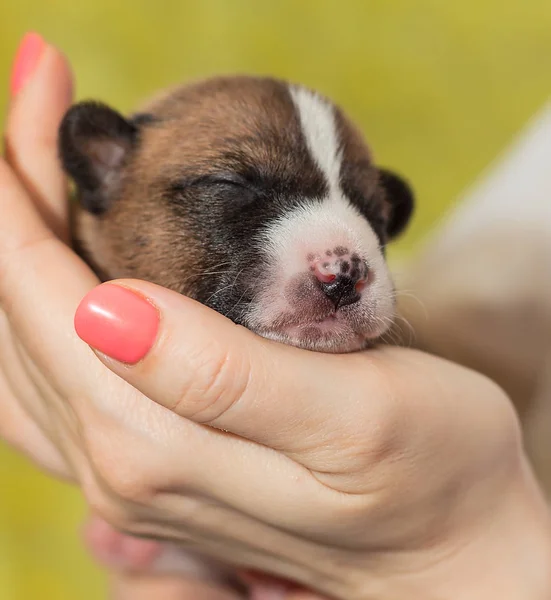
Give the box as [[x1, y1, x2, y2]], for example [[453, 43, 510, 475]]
[[74, 76, 351, 295]]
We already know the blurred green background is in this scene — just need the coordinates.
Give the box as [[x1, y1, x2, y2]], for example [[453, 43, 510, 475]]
[[0, 1, 549, 598]]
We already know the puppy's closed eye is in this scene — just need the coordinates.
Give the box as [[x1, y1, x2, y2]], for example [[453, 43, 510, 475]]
[[192, 172, 259, 193]]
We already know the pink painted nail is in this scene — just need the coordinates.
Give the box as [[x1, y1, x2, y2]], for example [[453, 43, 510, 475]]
[[10, 32, 46, 96], [74, 284, 160, 364]]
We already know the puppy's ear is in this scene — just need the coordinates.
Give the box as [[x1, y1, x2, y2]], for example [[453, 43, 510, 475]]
[[378, 168, 415, 240], [58, 101, 138, 215]]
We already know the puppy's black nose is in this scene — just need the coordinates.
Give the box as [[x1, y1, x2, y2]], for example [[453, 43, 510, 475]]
[[319, 274, 363, 308], [311, 252, 369, 309]]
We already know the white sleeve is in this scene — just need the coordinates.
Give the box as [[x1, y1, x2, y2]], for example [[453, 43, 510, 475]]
[[399, 101, 551, 493], [420, 101, 551, 256], [399, 100, 551, 410]]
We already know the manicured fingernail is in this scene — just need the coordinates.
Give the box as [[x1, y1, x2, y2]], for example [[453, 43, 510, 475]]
[[10, 32, 46, 96], [74, 284, 159, 364]]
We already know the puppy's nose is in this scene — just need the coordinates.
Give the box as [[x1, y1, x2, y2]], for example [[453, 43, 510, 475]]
[[312, 254, 369, 309]]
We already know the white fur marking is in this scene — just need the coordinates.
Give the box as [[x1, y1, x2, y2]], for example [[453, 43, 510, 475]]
[[289, 86, 342, 195], [245, 86, 395, 351]]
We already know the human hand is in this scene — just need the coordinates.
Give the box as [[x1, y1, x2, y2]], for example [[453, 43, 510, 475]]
[[70, 277, 551, 599], [0, 32, 77, 479], [0, 33, 244, 600], [2, 34, 551, 600]]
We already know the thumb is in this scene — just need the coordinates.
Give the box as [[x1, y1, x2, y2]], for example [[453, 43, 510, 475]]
[[73, 280, 379, 453]]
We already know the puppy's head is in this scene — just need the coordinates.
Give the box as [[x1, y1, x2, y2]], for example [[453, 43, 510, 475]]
[[59, 76, 414, 352]]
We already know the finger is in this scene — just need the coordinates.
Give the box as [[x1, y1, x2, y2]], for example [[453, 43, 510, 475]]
[[250, 587, 319, 600], [0, 368, 71, 480], [73, 280, 517, 501], [0, 159, 100, 390], [84, 515, 248, 597], [73, 280, 387, 456], [0, 306, 73, 480], [4, 34, 73, 240], [240, 571, 305, 599], [110, 572, 243, 600], [0, 306, 85, 484], [83, 514, 163, 571], [0, 307, 54, 433], [0, 158, 58, 273]]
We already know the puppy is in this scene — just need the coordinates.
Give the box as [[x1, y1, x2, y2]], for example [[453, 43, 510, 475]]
[[59, 75, 414, 354]]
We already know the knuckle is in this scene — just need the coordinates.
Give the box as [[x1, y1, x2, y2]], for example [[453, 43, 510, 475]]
[[82, 464, 154, 536], [345, 422, 400, 473], [5, 108, 57, 153], [84, 434, 156, 507], [83, 477, 135, 532], [326, 421, 401, 483], [0, 157, 14, 183], [0, 419, 23, 452], [172, 341, 251, 425], [479, 375, 523, 459], [83, 476, 122, 524], [344, 381, 403, 471], [101, 466, 152, 505], [0, 235, 53, 306], [0, 160, 54, 290], [307, 414, 402, 494]]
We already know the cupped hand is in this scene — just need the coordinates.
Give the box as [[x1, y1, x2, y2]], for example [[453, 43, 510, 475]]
[[1, 36, 551, 600], [0, 34, 241, 600], [71, 278, 551, 599]]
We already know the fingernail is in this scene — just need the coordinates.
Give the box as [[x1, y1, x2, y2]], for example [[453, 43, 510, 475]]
[[250, 585, 287, 600], [10, 32, 46, 96], [74, 284, 159, 364], [120, 536, 163, 570]]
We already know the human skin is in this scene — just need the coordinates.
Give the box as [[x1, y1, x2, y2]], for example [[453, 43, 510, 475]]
[[1, 34, 551, 600]]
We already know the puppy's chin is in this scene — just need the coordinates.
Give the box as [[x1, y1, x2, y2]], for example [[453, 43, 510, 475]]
[[251, 319, 390, 353], [257, 331, 371, 353]]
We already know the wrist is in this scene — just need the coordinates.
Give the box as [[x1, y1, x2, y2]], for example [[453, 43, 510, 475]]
[[411, 457, 551, 600], [342, 455, 551, 600]]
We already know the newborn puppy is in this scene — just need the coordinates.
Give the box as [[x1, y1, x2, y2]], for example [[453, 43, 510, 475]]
[[59, 75, 414, 353]]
